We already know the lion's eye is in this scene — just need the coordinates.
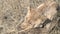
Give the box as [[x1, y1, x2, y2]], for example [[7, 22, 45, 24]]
[[34, 19, 52, 28], [41, 19, 52, 28], [39, 24, 44, 28]]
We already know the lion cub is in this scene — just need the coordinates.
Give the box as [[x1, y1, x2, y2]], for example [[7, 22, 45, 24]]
[[19, 0, 57, 32]]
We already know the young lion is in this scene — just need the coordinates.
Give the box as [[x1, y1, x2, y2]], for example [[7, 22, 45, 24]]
[[19, 0, 57, 32]]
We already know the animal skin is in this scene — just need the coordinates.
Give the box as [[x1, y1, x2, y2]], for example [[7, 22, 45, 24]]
[[19, 0, 57, 32]]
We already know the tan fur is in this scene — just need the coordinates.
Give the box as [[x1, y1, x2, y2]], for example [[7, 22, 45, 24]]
[[19, 0, 57, 32]]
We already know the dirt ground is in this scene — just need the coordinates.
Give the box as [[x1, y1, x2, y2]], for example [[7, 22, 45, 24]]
[[0, 0, 60, 34]]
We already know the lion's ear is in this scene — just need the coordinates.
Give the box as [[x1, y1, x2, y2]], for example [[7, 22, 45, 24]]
[[26, 7, 35, 16], [37, 3, 45, 10], [28, 7, 35, 13], [26, 7, 32, 17], [36, 3, 47, 13], [25, 7, 34, 20]]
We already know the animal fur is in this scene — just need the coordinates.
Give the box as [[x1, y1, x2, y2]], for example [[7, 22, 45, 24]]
[[19, 0, 57, 32]]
